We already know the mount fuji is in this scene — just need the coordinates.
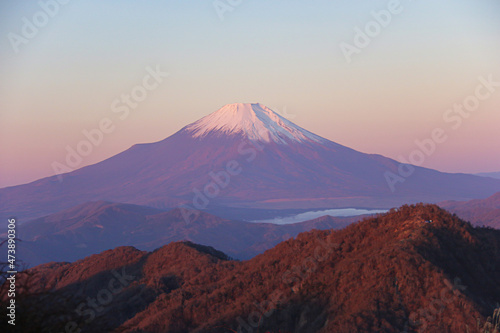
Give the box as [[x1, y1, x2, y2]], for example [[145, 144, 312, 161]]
[[1, 103, 499, 222]]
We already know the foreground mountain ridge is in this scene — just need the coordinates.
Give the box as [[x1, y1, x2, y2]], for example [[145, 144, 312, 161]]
[[3, 204, 500, 332]]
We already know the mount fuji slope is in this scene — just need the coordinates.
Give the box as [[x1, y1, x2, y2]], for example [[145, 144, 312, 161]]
[[1, 103, 499, 221]]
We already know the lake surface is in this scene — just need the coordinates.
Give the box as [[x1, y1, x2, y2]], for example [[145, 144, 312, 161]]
[[251, 208, 387, 225]]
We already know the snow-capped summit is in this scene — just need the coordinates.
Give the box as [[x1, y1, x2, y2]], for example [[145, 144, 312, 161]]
[[184, 103, 324, 144]]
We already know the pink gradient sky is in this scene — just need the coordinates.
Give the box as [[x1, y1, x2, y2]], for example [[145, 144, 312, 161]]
[[1, 1, 499, 188]]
